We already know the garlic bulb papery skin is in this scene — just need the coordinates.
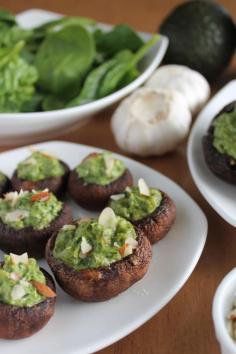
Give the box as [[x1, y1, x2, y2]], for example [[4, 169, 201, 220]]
[[145, 65, 210, 115], [111, 87, 192, 157]]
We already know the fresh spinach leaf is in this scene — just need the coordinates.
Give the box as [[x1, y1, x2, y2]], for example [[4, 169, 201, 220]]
[[67, 59, 118, 107], [96, 24, 144, 56], [0, 41, 38, 112], [0, 9, 16, 25], [98, 35, 159, 97], [42, 95, 67, 111], [35, 25, 96, 95], [67, 49, 134, 107]]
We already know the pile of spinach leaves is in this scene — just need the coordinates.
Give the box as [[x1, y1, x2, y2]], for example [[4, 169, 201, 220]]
[[0, 9, 159, 112]]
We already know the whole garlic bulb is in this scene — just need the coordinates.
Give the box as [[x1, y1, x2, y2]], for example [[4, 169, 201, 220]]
[[145, 65, 210, 114], [111, 87, 191, 157]]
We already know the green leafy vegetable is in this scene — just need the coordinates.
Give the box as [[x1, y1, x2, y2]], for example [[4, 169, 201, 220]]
[[42, 95, 67, 111], [98, 35, 160, 98], [0, 9, 16, 25], [35, 25, 96, 95], [0, 9, 160, 112], [67, 50, 134, 107], [96, 24, 144, 56], [0, 41, 38, 112]]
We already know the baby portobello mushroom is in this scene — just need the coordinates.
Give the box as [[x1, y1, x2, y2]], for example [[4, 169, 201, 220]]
[[0, 190, 72, 258], [11, 150, 70, 196], [203, 101, 236, 184], [46, 207, 152, 301], [68, 152, 133, 210], [0, 171, 10, 197], [0, 253, 56, 340], [109, 178, 176, 244]]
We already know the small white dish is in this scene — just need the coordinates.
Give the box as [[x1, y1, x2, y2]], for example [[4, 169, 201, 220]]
[[213, 268, 236, 354], [187, 80, 236, 227], [0, 140, 207, 354], [0, 9, 168, 146]]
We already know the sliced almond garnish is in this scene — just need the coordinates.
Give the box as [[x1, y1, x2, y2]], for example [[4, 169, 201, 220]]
[[31, 190, 50, 202], [104, 154, 114, 175], [31, 280, 56, 298], [10, 253, 28, 265], [80, 237, 92, 255], [110, 193, 125, 201], [138, 178, 150, 196], [98, 207, 117, 229], [11, 284, 25, 300], [9, 272, 21, 281], [119, 238, 138, 257], [5, 210, 29, 222], [62, 224, 76, 231]]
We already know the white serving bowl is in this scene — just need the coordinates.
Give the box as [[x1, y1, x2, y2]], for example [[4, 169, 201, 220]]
[[0, 9, 168, 146], [213, 268, 236, 354]]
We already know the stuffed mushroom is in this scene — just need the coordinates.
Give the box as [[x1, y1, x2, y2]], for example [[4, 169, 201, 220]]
[[0, 253, 56, 339], [109, 178, 176, 244], [46, 207, 152, 301], [0, 189, 72, 258], [11, 150, 70, 196], [203, 101, 236, 184], [0, 171, 10, 197], [68, 152, 133, 210]]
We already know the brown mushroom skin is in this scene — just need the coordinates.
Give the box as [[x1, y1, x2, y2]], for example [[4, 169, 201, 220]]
[[11, 161, 70, 197], [46, 227, 152, 302], [0, 268, 56, 340], [0, 203, 73, 259], [0, 176, 10, 197], [68, 168, 133, 211], [203, 101, 236, 185], [132, 192, 176, 245]]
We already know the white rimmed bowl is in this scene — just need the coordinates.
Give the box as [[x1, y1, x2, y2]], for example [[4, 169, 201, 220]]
[[213, 268, 236, 354], [0, 9, 168, 146]]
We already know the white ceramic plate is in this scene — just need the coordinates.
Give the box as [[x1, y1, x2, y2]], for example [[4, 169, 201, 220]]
[[0, 141, 207, 354], [0, 9, 168, 146], [187, 80, 236, 227]]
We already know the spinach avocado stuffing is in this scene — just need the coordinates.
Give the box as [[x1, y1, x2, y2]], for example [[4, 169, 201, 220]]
[[0, 8, 160, 112], [0, 253, 46, 307], [0, 190, 62, 230], [213, 108, 236, 160], [75, 152, 126, 186], [0, 171, 6, 183], [110, 187, 162, 221], [17, 151, 65, 181], [53, 216, 138, 270]]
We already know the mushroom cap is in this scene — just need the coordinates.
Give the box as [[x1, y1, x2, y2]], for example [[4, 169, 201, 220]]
[[46, 222, 152, 301], [0, 268, 56, 340], [0, 203, 73, 258]]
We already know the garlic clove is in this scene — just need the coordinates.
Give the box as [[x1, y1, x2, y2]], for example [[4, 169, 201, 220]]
[[111, 87, 191, 157], [145, 64, 210, 114]]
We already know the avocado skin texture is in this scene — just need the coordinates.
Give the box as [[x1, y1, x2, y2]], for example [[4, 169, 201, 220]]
[[160, 0, 236, 81]]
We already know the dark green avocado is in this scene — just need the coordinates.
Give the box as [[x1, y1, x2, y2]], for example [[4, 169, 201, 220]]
[[160, 0, 236, 81]]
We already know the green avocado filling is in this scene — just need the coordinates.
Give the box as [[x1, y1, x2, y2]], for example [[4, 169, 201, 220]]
[[53, 216, 137, 271], [110, 187, 162, 221], [0, 171, 6, 184], [0, 190, 62, 230], [75, 152, 126, 186], [213, 108, 236, 160], [0, 254, 46, 307], [17, 151, 65, 181]]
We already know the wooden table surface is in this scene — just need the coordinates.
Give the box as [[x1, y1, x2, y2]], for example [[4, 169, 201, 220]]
[[1, 0, 236, 353]]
